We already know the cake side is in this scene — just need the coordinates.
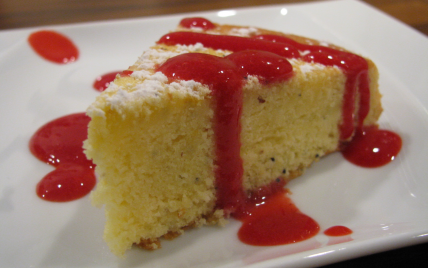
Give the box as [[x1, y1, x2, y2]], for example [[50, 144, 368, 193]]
[[240, 61, 346, 191], [240, 59, 380, 192], [85, 45, 229, 255]]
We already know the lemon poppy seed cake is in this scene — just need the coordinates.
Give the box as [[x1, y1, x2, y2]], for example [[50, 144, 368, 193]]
[[83, 18, 382, 256]]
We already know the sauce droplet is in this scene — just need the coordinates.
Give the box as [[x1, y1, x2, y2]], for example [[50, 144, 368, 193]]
[[324, 225, 353, 236], [28, 30, 79, 64], [29, 113, 93, 168], [36, 163, 96, 202], [30, 113, 95, 202], [157, 31, 300, 58], [342, 126, 402, 167], [179, 17, 216, 30]]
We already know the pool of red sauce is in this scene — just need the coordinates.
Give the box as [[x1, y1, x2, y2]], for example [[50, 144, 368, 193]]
[[236, 181, 320, 246], [29, 113, 96, 202], [324, 225, 353, 237], [342, 125, 402, 168], [28, 18, 402, 247], [28, 30, 79, 64]]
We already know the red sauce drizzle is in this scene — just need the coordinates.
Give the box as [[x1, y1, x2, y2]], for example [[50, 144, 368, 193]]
[[158, 31, 369, 140], [156, 44, 315, 246], [255, 34, 370, 140], [93, 70, 133, 92], [28, 30, 79, 64], [342, 125, 402, 167], [157, 51, 293, 214], [29, 113, 95, 202], [158, 32, 300, 58], [158, 53, 245, 213], [179, 17, 216, 30], [324, 225, 353, 236], [233, 178, 287, 218]]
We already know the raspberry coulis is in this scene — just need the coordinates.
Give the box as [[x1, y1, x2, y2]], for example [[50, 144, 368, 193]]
[[29, 113, 95, 202], [342, 125, 402, 167], [179, 17, 216, 30], [28, 30, 79, 64]]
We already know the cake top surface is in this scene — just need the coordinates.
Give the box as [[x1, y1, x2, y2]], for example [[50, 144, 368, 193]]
[[87, 17, 371, 141], [87, 41, 331, 118]]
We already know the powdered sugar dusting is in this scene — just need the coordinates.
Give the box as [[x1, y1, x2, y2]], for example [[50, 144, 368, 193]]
[[132, 43, 229, 79], [228, 27, 259, 37], [299, 50, 311, 56], [319, 41, 331, 47], [168, 80, 211, 97], [288, 58, 328, 76], [299, 63, 326, 74], [103, 72, 209, 113]]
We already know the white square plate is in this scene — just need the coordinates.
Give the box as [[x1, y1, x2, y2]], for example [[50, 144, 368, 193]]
[[1, 0, 428, 267]]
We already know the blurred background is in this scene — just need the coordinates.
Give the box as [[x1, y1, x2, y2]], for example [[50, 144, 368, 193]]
[[0, 0, 427, 36]]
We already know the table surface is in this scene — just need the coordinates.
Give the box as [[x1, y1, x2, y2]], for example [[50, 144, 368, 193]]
[[1, 0, 428, 36], [1, 0, 428, 267]]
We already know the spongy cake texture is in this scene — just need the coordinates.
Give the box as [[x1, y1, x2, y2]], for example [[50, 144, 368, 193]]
[[84, 20, 382, 256]]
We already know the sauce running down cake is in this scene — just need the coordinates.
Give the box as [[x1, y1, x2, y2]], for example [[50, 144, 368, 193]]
[[83, 18, 382, 256]]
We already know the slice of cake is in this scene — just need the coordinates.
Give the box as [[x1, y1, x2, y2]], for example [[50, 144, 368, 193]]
[[83, 18, 382, 256]]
